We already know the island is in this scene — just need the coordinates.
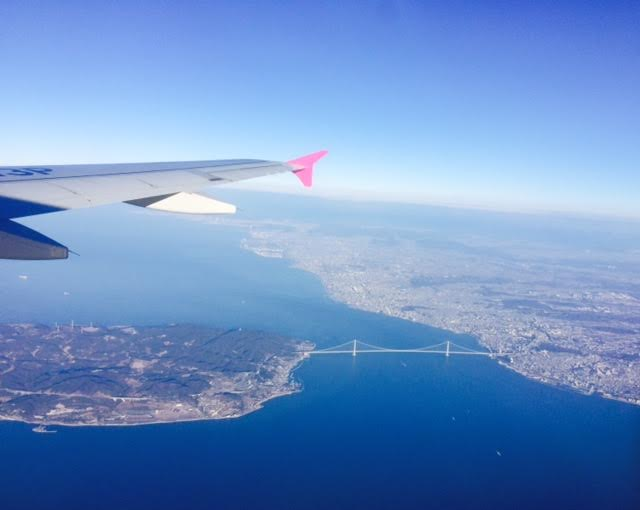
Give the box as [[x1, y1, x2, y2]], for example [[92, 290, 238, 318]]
[[0, 323, 313, 426]]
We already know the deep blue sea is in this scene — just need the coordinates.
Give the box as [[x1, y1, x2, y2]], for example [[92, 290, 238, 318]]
[[1, 203, 639, 509]]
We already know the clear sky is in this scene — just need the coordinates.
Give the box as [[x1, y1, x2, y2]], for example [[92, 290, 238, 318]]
[[1, 1, 638, 217]]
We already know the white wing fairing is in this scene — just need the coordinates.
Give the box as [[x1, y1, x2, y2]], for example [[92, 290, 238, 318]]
[[126, 192, 237, 214], [0, 151, 328, 260]]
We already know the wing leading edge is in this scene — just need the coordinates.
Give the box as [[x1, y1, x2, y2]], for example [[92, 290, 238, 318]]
[[0, 151, 328, 260]]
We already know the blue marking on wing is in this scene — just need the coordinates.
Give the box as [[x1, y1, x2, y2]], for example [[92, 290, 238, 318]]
[[0, 196, 65, 219]]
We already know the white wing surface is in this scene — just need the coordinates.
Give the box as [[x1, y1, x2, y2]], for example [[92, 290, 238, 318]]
[[0, 151, 327, 260]]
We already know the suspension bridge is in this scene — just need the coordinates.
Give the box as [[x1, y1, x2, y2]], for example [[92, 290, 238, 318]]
[[307, 340, 509, 358]]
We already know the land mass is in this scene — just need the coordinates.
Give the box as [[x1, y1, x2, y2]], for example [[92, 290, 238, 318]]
[[0, 323, 312, 426], [226, 215, 640, 406]]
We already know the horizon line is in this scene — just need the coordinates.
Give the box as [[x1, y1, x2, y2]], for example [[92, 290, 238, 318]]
[[224, 182, 640, 224]]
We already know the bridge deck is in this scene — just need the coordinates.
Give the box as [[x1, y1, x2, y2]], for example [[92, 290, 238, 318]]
[[307, 339, 510, 357], [308, 350, 503, 356]]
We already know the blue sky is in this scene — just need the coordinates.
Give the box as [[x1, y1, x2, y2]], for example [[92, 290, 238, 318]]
[[1, 1, 638, 217]]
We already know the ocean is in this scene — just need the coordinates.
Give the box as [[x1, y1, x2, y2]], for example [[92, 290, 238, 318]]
[[0, 204, 638, 509]]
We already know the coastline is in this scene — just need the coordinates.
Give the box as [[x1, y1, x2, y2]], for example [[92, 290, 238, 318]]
[[0, 323, 314, 428], [0, 354, 311, 429], [238, 234, 640, 408]]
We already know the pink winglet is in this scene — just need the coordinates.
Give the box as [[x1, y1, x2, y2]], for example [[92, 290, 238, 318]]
[[288, 150, 328, 188]]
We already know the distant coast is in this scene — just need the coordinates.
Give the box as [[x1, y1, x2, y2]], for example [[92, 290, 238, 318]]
[[234, 217, 640, 407]]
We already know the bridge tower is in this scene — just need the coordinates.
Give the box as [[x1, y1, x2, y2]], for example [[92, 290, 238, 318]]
[[445, 340, 450, 357], [352, 339, 357, 357]]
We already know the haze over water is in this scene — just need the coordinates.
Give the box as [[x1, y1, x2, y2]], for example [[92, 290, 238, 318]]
[[0, 203, 639, 509]]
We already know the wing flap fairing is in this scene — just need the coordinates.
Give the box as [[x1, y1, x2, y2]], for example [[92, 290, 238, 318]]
[[126, 192, 236, 214]]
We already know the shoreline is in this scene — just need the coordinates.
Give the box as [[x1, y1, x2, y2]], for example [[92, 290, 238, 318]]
[[0, 323, 314, 429], [0, 386, 303, 429], [230, 214, 640, 410], [2, 337, 637, 431], [495, 358, 640, 407], [289, 264, 640, 408], [0, 356, 310, 429]]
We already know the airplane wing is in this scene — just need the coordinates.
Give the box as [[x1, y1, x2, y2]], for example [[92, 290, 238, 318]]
[[0, 150, 328, 260]]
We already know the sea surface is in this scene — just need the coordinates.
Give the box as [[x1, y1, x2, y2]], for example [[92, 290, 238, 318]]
[[0, 205, 639, 509]]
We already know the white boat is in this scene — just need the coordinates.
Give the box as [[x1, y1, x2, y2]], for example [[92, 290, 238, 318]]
[[32, 425, 56, 434]]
